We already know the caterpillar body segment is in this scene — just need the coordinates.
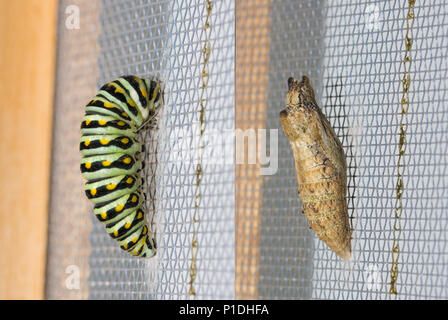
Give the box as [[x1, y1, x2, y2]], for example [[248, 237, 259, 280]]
[[84, 174, 141, 204], [80, 75, 162, 258], [80, 153, 141, 181], [81, 114, 137, 137], [80, 135, 142, 157], [94, 191, 143, 223]]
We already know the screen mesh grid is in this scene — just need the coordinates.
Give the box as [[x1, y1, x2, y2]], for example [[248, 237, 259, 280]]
[[47, 0, 448, 300], [47, 0, 234, 300]]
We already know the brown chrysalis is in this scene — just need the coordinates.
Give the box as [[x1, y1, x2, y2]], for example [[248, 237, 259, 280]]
[[279, 76, 351, 260]]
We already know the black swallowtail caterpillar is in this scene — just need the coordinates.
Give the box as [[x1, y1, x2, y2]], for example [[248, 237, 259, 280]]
[[80, 75, 162, 257]]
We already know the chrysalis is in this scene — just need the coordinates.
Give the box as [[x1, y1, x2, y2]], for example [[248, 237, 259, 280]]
[[279, 76, 351, 260]]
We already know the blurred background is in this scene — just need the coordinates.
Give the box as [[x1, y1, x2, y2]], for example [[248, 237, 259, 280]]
[[1, 0, 448, 300], [0, 0, 57, 299]]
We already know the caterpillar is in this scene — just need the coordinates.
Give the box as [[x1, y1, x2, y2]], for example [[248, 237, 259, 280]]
[[279, 76, 351, 260], [80, 75, 162, 258]]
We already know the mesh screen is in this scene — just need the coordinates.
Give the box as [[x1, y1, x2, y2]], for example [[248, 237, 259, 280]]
[[47, 0, 234, 299], [47, 0, 448, 300], [236, 0, 448, 299]]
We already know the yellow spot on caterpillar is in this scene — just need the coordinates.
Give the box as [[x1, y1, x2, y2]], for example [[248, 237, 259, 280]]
[[143, 226, 147, 235], [121, 138, 129, 144], [85, 162, 91, 169], [115, 204, 124, 212], [102, 161, 111, 167], [125, 222, 131, 229], [98, 120, 107, 125], [153, 85, 159, 100], [128, 99, 136, 107], [137, 211, 143, 219], [104, 102, 115, 109], [113, 230, 118, 237], [114, 86, 124, 94], [123, 157, 132, 164], [85, 119, 91, 126], [131, 195, 137, 203], [106, 184, 116, 190], [117, 121, 125, 126], [123, 243, 128, 249], [90, 189, 97, 196], [126, 177, 133, 184], [132, 237, 138, 243], [141, 87, 147, 98], [84, 140, 90, 146], [100, 138, 110, 145], [100, 212, 107, 219], [122, 112, 128, 117]]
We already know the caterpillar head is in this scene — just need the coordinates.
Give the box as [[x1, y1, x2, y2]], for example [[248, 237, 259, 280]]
[[286, 75, 316, 108]]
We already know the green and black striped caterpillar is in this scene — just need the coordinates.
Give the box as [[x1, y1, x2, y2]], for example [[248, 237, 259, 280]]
[[80, 75, 162, 257]]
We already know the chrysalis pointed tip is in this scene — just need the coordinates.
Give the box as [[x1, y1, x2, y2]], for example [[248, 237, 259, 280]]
[[338, 247, 352, 260]]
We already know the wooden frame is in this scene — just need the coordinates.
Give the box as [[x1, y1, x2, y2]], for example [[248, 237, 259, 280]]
[[0, 0, 58, 299]]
